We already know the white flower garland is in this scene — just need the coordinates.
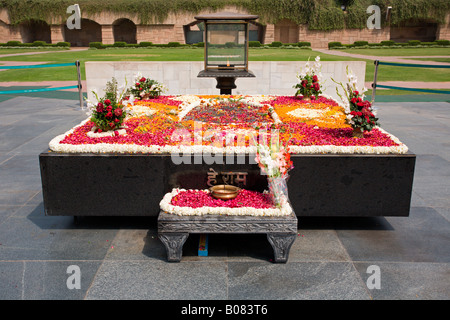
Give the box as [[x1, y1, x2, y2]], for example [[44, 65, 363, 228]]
[[159, 188, 293, 217], [86, 126, 128, 138], [48, 95, 409, 155], [49, 120, 408, 155]]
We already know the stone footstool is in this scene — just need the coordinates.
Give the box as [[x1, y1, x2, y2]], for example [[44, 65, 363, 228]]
[[157, 211, 298, 263]]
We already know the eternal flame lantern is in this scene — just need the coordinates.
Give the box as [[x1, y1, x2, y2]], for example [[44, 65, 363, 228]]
[[195, 12, 258, 94]]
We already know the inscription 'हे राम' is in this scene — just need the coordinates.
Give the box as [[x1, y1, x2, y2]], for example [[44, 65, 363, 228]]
[[206, 168, 248, 187]]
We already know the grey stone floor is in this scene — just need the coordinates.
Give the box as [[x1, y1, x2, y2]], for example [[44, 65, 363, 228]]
[[0, 96, 449, 301]]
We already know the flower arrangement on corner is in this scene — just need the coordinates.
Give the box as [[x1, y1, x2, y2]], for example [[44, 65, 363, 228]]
[[255, 138, 294, 208], [333, 67, 379, 138], [87, 77, 129, 134], [127, 73, 167, 100], [293, 56, 323, 100]]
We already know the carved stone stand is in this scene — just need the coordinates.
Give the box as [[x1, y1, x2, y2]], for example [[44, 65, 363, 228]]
[[158, 211, 298, 263]]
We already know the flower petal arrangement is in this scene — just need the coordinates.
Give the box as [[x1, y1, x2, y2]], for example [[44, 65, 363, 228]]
[[50, 63, 408, 156], [159, 188, 293, 216], [49, 93, 408, 155]]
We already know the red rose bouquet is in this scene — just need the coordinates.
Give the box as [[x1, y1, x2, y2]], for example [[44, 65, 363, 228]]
[[348, 90, 379, 136], [89, 77, 127, 132], [127, 73, 166, 100], [333, 67, 379, 137], [293, 56, 323, 100]]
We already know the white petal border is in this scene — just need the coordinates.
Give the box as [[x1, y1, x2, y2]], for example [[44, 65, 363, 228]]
[[49, 94, 408, 155], [159, 188, 293, 217]]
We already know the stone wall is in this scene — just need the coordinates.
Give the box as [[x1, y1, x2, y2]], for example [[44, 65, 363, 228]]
[[274, 19, 299, 43], [0, 20, 9, 43], [0, 6, 448, 47], [85, 61, 366, 102], [299, 26, 390, 48], [437, 14, 450, 40]]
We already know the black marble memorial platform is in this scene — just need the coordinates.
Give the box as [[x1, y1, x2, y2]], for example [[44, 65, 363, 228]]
[[157, 210, 298, 263], [39, 152, 415, 217]]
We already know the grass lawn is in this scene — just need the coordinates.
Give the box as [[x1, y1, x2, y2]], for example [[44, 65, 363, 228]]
[[365, 61, 450, 82], [409, 57, 450, 63], [0, 47, 449, 83], [0, 47, 356, 82], [366, 88, 450, 96], [335, 47, 450, 56]]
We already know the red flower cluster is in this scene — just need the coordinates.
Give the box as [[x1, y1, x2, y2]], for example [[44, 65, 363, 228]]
[[301, 79, 320, 92], [171, 189, 275, 209], [294, 73, 322, 99], [348, 90, 379, 131], [128, 76, 165, 99], [91, 98, 126, 132]]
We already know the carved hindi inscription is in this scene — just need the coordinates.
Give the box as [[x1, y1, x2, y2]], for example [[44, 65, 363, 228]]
[[207, 168, 248, 187]]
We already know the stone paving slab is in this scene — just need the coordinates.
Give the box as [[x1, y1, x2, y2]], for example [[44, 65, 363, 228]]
[[0, 96, 449, 301]]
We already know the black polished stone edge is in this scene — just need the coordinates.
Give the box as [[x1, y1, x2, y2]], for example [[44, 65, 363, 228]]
[[39, 150, 415, 217]]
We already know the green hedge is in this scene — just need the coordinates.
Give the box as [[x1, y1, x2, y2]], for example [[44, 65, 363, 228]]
[[139, 42, 153, 47], [380, 40, 395, 46], [436, 39, 450, 45], [89, 42, 105, 49], [270, 41, 283, 47], [297, 41, 311, 47], [328, 41, 342, 49], [1, 40, 70, 47], [354, 40, 369, 47], [167, 42, 181, 47], [329, 39, 450, 49], [56, 41, 71, 47], [407, 40, 421, 46], [89, 41, 195, 48], [113, 41, 127, 47]]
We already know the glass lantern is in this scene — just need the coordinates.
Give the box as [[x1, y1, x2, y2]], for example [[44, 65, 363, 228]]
[[195, 12, 258, 94], [205, 22, 247, 70]]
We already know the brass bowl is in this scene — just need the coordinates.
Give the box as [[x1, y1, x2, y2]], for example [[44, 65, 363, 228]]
[[210, 185, 240, 200]]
